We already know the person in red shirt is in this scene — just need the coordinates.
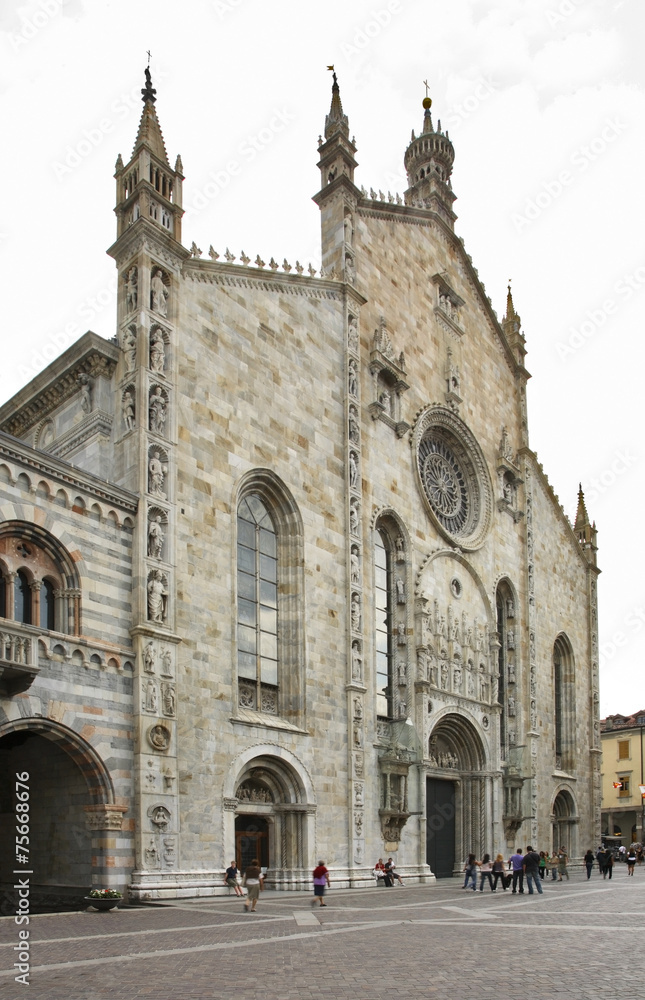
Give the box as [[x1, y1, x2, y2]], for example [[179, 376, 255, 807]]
[[312, 861, 330, 906]]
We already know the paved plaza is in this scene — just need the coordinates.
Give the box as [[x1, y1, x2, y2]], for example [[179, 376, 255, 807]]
[[1, 868, 643, 1000]]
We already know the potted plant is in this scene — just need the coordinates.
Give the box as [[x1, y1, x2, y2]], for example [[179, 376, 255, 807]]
[[84, 888, 123, 912]]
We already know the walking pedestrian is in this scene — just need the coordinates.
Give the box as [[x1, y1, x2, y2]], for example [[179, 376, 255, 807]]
[[225, 859, 244, 896], [479, 854, 494, 892], [523, 846, 543, 895], [626, 847, 636, 875], [557, 846, 569, 881], [242, 858, 264, 912], [539, 851, 547, 880], [463, 854, 477, 891], [312, 860, 330, 906], [584, 849, 594, 879], [605, 850, 614, 880], [509, 848, 524, 893], [597, 846, 608, 878]]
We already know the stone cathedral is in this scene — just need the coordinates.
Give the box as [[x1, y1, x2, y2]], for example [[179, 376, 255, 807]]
[[0, 70, 601, 906]]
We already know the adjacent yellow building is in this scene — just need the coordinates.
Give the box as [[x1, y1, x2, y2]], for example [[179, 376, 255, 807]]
[[601, 713, 645, 844]]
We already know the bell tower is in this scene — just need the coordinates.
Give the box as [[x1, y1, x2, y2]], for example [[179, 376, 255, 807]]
[[404, 92, 456, 229]]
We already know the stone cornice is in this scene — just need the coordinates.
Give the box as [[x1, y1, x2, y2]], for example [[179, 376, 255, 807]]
[[0, 333, 119, 438], [49, 409, 113, 460], [0, 430, 138, 513], [106, 218, 191, 271], [182, 261, 344, 300]]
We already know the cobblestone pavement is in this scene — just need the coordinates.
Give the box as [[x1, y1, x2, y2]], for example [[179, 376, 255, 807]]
[[1, 868, 644, 1000]]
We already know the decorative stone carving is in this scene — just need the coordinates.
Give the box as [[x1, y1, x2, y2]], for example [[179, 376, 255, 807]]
[[147, 569, 169, 624], [160, 648, 172, 676], [350, 592, 361, 631], [147, 724, 171, 752], [144, 840, 160, 868], [163, 838, 176, 867], [351, 641, 362, 682], [397, 660, 407, 687], [348, 405, 359, 443], [349, 451, 359, 488], [151, 269, 169, 316], [348, 315, 358, 353], [77, 373, 92, 414], [353, 695, 363, 721], [143, 677, 158, 712], [148, 804, 171, 831], [236, 782, 273, 802], [161, 681, 176, 717], [396, 621, 406, 645], [344, 215, 353, 246], [350, 500, 360, 535], [354, 782, 364, 807], [122, 389, 135, 431], [143, 641, 156, 674], [149, 386, 167, 435], [354, 752, 364, 778], [125, 266, 138, 312], [348, 358, 358, 397], [121, 327, 137, 372], [508, 695, 516, 716], [150, 328, 166, 373], [147, 514, 165, 559], [396, 577, 405, 604], [148, 449, 168, 497], [395, 535, 405, 561], [507, 629, 515, 650], [350, 545, 360, 583]]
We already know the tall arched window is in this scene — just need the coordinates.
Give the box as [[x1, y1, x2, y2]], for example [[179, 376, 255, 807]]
[[237, 495, 278, 708], [0, 574, 5, 618], [14, 571, 32, 625], [374, 530, 392, 720], [40, 579, 56, 631], [495, 580, 517, 757], [553, 634, 575, 771], [235, 473, 305, 723]]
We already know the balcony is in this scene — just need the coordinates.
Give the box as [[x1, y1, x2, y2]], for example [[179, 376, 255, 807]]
[[0, 623, 40, 695]]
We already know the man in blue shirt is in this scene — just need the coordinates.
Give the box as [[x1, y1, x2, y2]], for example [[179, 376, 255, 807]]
[[508, 848, 524, 893]]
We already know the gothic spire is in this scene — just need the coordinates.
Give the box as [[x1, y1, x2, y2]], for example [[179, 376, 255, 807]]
[[325, 66, 349, 140], [573, 483, 590, 533], [132, 66, 170, 165], [573, 484, 598, 564]]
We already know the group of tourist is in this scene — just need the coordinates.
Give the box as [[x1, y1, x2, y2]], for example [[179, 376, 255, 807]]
[[464, 846, 570, 894]]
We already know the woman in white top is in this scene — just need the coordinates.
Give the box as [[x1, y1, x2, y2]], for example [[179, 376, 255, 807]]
[[479, 854, 494, 892]]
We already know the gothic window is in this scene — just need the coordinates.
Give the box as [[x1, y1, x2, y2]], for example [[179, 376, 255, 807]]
[[235, 473, 304, 723], [40, 579, 56, 631], [375, 529, 393, 720], [237, 495, 278, 708], [553, 634, 575, 772], [14, 571, 32, 625], [0, 574, 5, 618]]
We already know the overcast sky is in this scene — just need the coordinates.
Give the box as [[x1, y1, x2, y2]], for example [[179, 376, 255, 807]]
[[1, 0, 643, 716]]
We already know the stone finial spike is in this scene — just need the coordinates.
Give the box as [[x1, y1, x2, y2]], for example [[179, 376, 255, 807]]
[[282, 259, 292, 272], [240, 251, 250, 265], [224, 247, 236, 262], [295, 260, 304, 274], [574, 484, 590, 533], [269, 257, 279, 270], [325, 66, 350, 139], [174, 154, 184, 175], [255, 255, 265, 268], [308, 263, 317, 277], [115, 153, 124, 172], [208, 246, 219, 260], [190, 242, 202, 258]]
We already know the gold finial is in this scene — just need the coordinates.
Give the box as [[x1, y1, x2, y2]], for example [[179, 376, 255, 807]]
[[423, 79, 432, 110]]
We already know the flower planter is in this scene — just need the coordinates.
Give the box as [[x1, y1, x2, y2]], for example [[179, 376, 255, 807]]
[[84, 896, 120, 911]]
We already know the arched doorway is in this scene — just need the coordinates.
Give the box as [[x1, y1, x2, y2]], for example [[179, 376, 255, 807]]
[[552, 789, 577, 856], [426, 713, 488, 876], [0, 720, 124, 911], [230, 751, 314, 888]]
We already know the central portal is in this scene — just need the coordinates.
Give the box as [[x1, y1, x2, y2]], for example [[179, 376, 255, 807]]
[[426, 777, 456, 878]]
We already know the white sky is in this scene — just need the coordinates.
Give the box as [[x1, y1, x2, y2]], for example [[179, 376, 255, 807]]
[[0, 0, 643, 716]]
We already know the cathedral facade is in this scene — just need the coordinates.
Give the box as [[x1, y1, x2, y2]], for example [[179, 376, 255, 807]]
[[0, 71, 600, 903]]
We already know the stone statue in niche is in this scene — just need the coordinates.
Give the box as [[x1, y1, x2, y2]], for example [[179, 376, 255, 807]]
[[353, 725, 362, 748], [507, 629, 515, 650], [506, 599, 515, 619], [351, 641, 362, 681], [440, 660, 449, 689], [345, 253, 355, 284], [77, 373, 92, 414], [348, 359, 357, 397], [379, 387, 391, 414], [398, 700, 407, 719], [148, 450, 167, 497], [467, 671, 475, 697], [354, 752, 364, 778], [351, 593, 361, 631], [121, 328, 137, 372], [350, 500, 359, 535], [353, 696, 363, 720], [147, 569, 168, 623], [125, 266, 138, 311], [350, 546, 360, 583], [395, 535, 405, 561], [354, 813, 363, 838], [397, 660, 407, 686], [143, 642, 155, 674], [508, 695, 516, 716], [348, 406, 359, 443], [508, 661, 515, 684], [396, 621, 406, 645], [122, 391, 135, 431], [150, 329, 166, 373], [144, 840, 160, 868], [144, 678, 158, 713], [396, 577, 405, 603], [453, 664, 462, 688], [348, 315, 358, 353], [349, 452, 359, 488], [147, 515, 165, 559], [161, 681, 176, 717], [149, 387, 166, 435], [151, 269, 169, 316], [344, 215, 353, 245]]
